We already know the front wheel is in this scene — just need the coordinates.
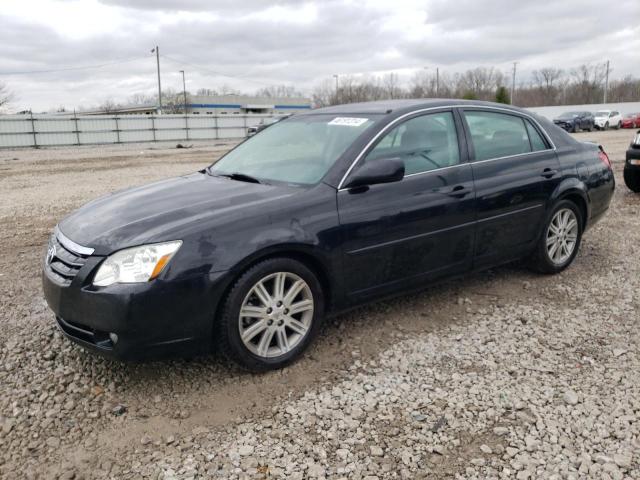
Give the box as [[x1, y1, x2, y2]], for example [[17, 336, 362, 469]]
[[530, 200, 583, 274], [216, 258, 324, 371], [604, 122, 609, 131], [616, 121, 622, 130]]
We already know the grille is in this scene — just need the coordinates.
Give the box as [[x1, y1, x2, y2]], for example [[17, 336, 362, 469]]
[[45, 233, 90, 286]]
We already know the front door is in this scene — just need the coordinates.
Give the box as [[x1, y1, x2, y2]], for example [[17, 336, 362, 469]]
[[338, 110, 475, 300], [460, 108, 561, 268]]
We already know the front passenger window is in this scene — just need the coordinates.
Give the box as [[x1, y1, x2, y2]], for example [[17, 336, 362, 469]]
[[364, 111, 460, 175]]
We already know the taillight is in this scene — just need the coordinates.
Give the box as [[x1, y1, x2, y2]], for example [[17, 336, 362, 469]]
[[598, 147, 611, 169]]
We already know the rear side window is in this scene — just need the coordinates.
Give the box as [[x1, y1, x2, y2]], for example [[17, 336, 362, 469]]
[[365, 111, 460, 175], [525, 120, 548, 151], [464, 111, 532, 161]]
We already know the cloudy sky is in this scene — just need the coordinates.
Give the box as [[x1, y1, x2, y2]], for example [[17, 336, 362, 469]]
[[0, 0, 638, 111]]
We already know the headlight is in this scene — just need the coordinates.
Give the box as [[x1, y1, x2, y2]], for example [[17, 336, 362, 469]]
[[93, 241, 182, 287]]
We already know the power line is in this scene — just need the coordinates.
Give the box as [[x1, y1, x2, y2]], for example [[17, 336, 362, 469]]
[[159, 54, 295, 89], [0, 56, 149, 76]]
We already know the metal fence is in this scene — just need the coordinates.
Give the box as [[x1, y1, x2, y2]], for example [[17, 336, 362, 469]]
[[0, 113, 283, 148]]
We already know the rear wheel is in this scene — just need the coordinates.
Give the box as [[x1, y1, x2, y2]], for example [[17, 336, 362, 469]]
[[216, 258, 324, 371], [530, 200, 583, 274], [624, 168, 640, 192]]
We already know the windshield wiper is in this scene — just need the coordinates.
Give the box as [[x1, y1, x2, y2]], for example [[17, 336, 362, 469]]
[[216, 172, 262, 184]]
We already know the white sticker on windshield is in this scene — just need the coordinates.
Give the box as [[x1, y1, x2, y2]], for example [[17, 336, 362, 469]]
[[328, 117, 368, 127]]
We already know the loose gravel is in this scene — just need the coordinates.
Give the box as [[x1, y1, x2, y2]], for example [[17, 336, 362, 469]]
[[0, 130, 638, 479]]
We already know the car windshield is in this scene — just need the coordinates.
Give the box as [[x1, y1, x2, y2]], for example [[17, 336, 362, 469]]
[[210, 114, 379, 185], [595, 111, 609, 117]]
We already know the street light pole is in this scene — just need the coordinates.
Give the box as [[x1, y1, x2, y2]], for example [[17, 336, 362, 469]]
[[179, 70, 187, 115], [151, 46, 162, 114]]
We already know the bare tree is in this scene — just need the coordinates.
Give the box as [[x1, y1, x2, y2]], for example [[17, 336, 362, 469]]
[[382, 73, 402, 99], [568, 63, 607, 104], [0, 82, 14, 112], [456, 67, 504, 100], [99, 98, 119, 113]]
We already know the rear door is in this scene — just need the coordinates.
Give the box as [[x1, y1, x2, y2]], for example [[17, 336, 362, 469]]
[[338, 109, 475, 299], [460, 108, 561, 268]]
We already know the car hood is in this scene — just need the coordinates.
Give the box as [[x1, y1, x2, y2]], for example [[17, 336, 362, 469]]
[[59, 172, 298, 255]]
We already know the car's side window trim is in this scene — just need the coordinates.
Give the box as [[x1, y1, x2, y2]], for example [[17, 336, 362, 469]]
[[460, 108, 555, 164], [337, 104, 555, 190]]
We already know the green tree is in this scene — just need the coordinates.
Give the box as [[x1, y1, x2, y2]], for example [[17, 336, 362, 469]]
[[495, 86, 510, 104], [462, 91, 477, 100]]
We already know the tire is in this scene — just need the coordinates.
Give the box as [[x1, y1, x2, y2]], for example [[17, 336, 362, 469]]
[[616, 121, 622, 130], [604, 122, 609, 131], [529, 200, 583, 274], [216, 257, 325, 371], [571, 123, 577, 133], [624, 168, 640, 192]]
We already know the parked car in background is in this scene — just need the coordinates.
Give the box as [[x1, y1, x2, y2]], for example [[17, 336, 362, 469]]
[[594, 110, 622, 130], [621, 113, 640, 129], [624, 130, 640, 192], [42, 99, 615, 371], [247, 116, 289, 137], [553, 111, 594, 132]]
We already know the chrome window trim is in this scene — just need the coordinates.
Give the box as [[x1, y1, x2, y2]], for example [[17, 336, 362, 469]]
[[55, 225, 95, 256], [337, 104, 556, 190]]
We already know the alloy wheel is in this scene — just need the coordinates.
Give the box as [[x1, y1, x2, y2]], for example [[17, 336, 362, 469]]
[[238, 272, 314, 358], [546, 208, 579, 266]]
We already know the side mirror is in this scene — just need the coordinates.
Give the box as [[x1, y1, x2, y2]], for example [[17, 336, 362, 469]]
[[343, 157, 405, 189]]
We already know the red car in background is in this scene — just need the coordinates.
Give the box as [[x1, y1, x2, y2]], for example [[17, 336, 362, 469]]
[[621, 113, 640, 128]]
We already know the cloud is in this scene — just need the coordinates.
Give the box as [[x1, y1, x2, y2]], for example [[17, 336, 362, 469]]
[[0, 0, 637, 111]]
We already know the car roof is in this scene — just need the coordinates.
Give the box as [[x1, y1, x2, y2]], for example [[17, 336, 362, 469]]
[[306, 99, 533, 117]]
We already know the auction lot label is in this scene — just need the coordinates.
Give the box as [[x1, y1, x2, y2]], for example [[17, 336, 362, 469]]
[[328, 117, 369, 127]]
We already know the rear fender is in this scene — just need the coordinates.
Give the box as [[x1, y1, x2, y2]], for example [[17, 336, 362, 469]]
[[549, 179, 591, 228]]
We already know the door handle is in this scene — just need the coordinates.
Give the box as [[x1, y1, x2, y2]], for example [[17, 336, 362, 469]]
[[447, 185, 472, 198], [541, 168, 558, 179]]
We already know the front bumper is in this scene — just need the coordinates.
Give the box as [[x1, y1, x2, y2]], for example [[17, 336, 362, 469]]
[[553, 121, 573, 131], [43, 264, 228, 361], [626, 146, 640, 170]]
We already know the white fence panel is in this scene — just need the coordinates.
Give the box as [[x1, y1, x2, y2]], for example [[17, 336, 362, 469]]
[[36, 119, 75, 133], [118, 117, 153, 131], [119, 130, 154, 143], [0, 116, 33, 133], [79, 131, 118, 144], [37, 132, 78, 146], [77, 117, 117, 132], [0, 113, 282, 148]]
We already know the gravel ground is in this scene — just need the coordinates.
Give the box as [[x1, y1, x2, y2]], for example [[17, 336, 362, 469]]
[[0, 130, 638, 479]]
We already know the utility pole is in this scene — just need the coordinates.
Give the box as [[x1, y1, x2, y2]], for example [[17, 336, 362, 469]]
[[333, 74, 339, 101], [179, 70, 187, 115], [511, 62, 518, 105], [603, 60, 610, 104], [151, 46, 162, 114]]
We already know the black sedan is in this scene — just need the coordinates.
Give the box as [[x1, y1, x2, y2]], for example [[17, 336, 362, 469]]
[[553, 111, 594, 133], [624, 130, 640, 192], [43, 100, 615, 371]]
